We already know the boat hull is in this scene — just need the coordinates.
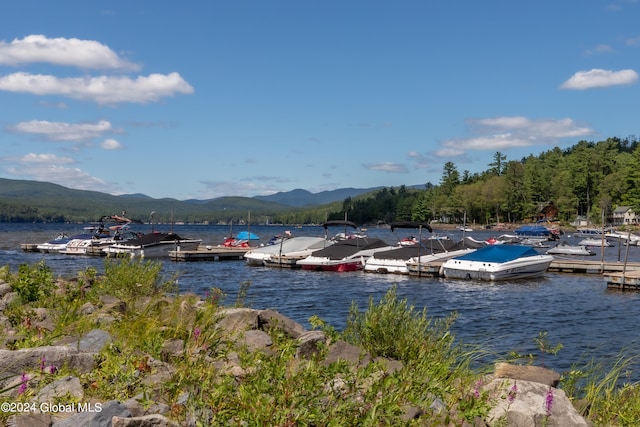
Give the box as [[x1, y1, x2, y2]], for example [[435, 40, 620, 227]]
[[299, 257, 365, 272], [441, 255, 553, 281], [103, 240, 201, 258]]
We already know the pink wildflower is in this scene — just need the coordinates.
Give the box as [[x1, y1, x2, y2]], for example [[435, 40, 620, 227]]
[[18, 372, 28, 394], [39, 356, 46, 372], [508, 382, 518, 404], [193, 327, 201, 341], [544, 387, 554, 416]]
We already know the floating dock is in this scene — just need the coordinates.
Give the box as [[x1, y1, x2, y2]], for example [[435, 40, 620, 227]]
[[168, 246, 248, 262], [603, 270, 640, 290]]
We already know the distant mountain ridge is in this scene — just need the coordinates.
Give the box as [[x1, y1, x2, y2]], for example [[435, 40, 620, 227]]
[[0, 178, 421, 222], [252, 187, 382, 207]]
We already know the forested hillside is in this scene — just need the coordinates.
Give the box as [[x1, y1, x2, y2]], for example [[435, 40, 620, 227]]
[[1, 136, 638, 226], [346, 136, 639, 226]]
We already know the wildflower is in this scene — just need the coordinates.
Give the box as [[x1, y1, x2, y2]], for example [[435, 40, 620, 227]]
[[472, 379, 483, 398], [39, 356, 46, 372], [48, 365, 57, 375], [193, 327, 201, 341], [544, 387, 554, 416], [18, 372, 28, 394], [508, 382, 518, 404]]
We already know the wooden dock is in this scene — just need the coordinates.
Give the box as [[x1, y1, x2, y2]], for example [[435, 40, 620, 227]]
[[547, 258, 640, 274], [603, 270, 640, 290], [168, 246, 249, 262]]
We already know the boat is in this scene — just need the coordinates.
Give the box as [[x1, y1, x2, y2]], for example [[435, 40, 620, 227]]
[[262, 236, 334, 268], [546, 241, 595, 256], [36, 225, 114, 253], [573, 227, 604, 238], [62, 215, 141, 256], [221, 230, 261, 248], [244, 236, 329, 267], [407, 249, 476, 277], [102, 232, 202, 258], [440, 244, 554, 281], [363, 221, 433, 274], [297, 237, 395, 272], [605, 230, 640, 246], [514, 225, 557, 242], [578, 238, 614, 247]]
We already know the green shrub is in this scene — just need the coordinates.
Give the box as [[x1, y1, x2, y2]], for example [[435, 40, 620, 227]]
[[11, 260, 54, 303]]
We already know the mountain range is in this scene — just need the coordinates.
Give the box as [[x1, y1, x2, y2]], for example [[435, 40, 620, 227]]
[[0, 177, 421, 222]]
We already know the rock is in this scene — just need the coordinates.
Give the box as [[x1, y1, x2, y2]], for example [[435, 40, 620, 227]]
[[494, 362, 561, 387], [8, 412, 53, 427], [295, 330, 326, 359], [99, 295, 127, 314], [51, 399, 131, 427], [160, 338, 184, 359], [258, 309, 305, 338], [112, 414, 180, 427], [216, 308, 259, 336], [0, 346, 96, 376], [484, 379, 589, 427], [36, 375, 83, 403], [77, 329, 112, 352], [0, 281, 12, 297], [235, 329, 272, 352], [322, 340, 371, 367]]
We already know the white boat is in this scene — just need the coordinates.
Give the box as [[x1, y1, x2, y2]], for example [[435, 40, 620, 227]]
[[363, 221, 433, 274], [244, 236, 330, 267], [102, 232, 202, 258], [62, 216, 141, 256], [440, 244, 554, 281], [297, 237, 395, 272], [605, 231, 640, 246], [578, 238, 613, 247], [546, 241, 595, 256], [367, 238, 467, 275], [35, 233, 75, 253], [573, 227, 604, 238], [406, 246, 476, 276]]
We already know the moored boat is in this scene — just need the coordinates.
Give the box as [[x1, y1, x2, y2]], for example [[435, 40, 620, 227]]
[[297, 237, 394, 272], [440, 244, 554, 281], [102, 232, 202, 258], [546, 241, 595, 256]]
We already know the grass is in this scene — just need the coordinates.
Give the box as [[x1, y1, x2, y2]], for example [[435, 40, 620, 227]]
[[0, 260, 638, 425]]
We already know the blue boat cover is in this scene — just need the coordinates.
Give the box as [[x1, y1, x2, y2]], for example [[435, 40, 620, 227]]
[[453, 245, 540, 262], [514, 225, 550, 236], [235, 231, 260, 240]]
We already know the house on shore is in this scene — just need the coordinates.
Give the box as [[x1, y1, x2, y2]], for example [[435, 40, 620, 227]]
[[612, 206, 637, 226]]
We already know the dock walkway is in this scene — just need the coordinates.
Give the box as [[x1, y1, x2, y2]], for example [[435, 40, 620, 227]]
[[168, 246, 248, 262]]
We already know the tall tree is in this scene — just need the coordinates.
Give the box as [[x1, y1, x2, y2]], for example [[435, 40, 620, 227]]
[[488, 152, 507, 175]]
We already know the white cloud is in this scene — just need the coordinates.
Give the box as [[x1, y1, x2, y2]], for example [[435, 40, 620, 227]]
[[364, 162, 408, 173], [21, 152, 74, 164], [584, 44, 614, 55], [560, 68, 638, 89], [0, 72, 194, 104], [11, 119, 113, 142], [101, 138, 122, 149], [4, 152, 117, 193], [0, 35, 139, 70], [435, 116, 594, 158]]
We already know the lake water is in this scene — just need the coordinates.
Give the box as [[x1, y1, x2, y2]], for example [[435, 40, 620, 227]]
[[1, 222, 639, 382]]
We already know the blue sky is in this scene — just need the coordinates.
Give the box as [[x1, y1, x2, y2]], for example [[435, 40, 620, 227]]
[[1, 1, 639, 200]]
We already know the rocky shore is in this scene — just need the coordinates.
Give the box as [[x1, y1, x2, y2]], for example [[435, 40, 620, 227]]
[[0, 276, 591, 427]]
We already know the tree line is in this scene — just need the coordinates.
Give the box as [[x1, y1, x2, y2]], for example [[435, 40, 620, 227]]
[[316, 136, 640, 227]]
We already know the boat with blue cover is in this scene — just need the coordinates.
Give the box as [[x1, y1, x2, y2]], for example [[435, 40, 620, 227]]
[[440, 244, 554, 281]]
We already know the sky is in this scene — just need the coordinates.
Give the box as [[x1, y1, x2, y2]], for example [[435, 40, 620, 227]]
[[1, 1, 639, 201]]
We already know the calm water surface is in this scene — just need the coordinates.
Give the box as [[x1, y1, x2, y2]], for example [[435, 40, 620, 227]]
[[1, 222, 639, 381]]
